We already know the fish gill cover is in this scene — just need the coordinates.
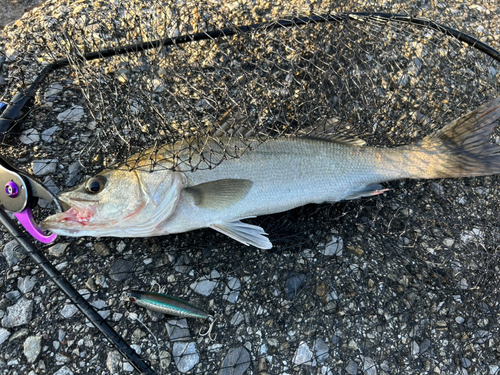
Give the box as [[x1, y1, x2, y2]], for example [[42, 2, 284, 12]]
[[0, 0, 500, 374]]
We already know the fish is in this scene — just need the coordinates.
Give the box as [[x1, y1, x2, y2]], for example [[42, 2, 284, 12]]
[[124, 290, 209, 319], [43, 97, 500, 249]]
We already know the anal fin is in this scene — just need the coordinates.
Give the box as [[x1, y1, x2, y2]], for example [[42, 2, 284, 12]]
[[210, 219, 272, 249], [344, 184, 389, 200]]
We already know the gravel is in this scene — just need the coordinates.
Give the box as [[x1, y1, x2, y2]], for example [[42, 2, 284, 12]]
[[172, 342, 199, 373], [0, 328, 10, 346], [1, 0, 500, 375], [1, 297, 33, 327], [219, 346, 251, 375], [48, 243, 70, 257], [23, 336, 42, 363]]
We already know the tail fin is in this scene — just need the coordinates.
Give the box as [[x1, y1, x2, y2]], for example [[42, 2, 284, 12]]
[[411, 97, 500, 179]]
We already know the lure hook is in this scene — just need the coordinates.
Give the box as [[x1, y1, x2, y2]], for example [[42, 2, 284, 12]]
[[199, 314, 219, 341]]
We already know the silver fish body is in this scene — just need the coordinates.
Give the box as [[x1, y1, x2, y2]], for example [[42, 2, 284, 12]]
[[43, 98, 500, 248]]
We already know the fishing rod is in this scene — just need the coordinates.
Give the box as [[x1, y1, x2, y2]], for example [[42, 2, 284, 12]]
[[0, 11, 499, 374]]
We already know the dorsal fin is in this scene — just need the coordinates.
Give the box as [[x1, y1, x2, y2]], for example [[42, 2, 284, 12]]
[[296, 117, 366, 146], [211, 111, 365, 146], [303, 133, 367, 146]]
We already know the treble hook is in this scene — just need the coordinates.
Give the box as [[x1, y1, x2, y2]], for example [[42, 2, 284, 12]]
[[199, 314, 219, 341]]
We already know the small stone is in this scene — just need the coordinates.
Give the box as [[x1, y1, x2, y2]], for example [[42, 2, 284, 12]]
[[44, 83, 63, 101], [95, 275, 109, 288], [109, 259, 135, 282], [443, 238, 454, 247], [57, 106, 84, 122], [257, 357, 267, 372], [132, 328, 146, 340], [172, 342, 199, 373], [23, 336, 42, 363], [292, 342, 314, 366], [223, 277, 241, 303], [60, 304, 78, 319], [361, 356, 377, 375], [166, 319, 191, 342], [0, 328, 10, 345], [219, 346, 251, 375], [461, 358, 471, 368], [66, 161, 83, 186], [91, 299, 107, 309], [32, 159, 58, 176], [94, 242, 111, 256], [117, 241, 126, 252], [411, 341, 419, 356], [323, 236, 343, 256], [316, 282, 328, 300], [348, 245, 364, 257], [6, 291, 20, 301], [347, 339, 358, 350], [85, 277, 97, 291], [39, 176, 61, 208], [230, 312, 244, 326], [56, 352, 71, 363], [456, 316, 465, 324], [48, 243, 70, 257], [419, 339, 431, 353], [106, 350, 122, 373], [148, 78, 164, 93], [53, 366, 74, 375], [174, 254, 192, 274], [459, 278, 469, 290], [3, 240, 23, 267], [346, 360, 358, 375], [196, 98, 211, 109], [285, 274, 306, 299], [5, 48, 18, 61], [20, 129, 40, 144], [190, 270, 220, 296], [112, 313, 123, 322], [160, 350, 171, 370], [58, 330, 66, 342], [41, 125, 60, 142], [474, 330, 491, 344], [18, 276, 37, 294], [123, 362, 134, 372], [44, 176, 60, 195], [9, 328, 28, 341], [313, 338, 329, 362], [2, 297, 33, 327]]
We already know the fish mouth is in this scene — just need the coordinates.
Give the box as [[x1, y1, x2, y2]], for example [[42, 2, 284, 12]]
[[43, 196, 99, 229]]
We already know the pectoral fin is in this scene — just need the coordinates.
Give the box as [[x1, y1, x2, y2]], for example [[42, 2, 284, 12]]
[[186, 179, 253, 209], [211, 219, 272, 249], [344, 184, 389, 200]]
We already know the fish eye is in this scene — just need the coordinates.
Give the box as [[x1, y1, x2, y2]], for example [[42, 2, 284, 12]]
[[129, 297, 136, 303], [85, 176, 106, 194]]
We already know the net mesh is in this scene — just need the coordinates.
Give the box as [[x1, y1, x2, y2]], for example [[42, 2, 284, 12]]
[[1, 0, 500, 374]]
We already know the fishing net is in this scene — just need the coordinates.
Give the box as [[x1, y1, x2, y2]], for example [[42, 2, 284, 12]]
[[1, 0, 500, 374]]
